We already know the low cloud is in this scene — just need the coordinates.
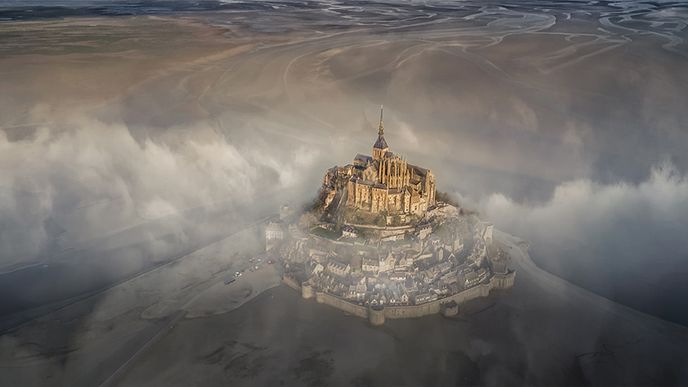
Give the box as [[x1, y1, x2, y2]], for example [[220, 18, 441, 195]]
[[0, 115, 321, 270], [475, 163, 688, 324]]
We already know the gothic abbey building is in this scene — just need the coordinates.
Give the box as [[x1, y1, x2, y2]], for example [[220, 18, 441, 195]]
[[320, 108, 436, 225]]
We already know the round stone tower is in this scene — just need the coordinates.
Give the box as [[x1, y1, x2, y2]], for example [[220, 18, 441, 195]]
[[441, 301, 459, 317], [301, 281, 314, 299], [368, 305, 386, 326]]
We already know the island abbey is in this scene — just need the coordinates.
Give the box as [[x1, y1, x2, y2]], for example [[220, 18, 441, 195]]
[[274, 107, 515, 326], [321, 107, 436, 225]]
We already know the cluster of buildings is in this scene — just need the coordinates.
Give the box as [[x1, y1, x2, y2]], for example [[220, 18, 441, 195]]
[[279, 209, 497, 307]]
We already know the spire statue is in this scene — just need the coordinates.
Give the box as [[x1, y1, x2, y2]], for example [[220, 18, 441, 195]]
[[372, 105, 389, 159], [378, 105, 384, 136]]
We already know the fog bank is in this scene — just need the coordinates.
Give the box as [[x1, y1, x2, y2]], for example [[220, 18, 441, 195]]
[[0, 116, 321, 271], [478, 163, 688, 324]]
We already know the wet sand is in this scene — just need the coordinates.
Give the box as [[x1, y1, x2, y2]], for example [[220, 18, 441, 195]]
[[116, 232, 688, 386], [0, 222, 270, 387], [1, 229, 686, 386]]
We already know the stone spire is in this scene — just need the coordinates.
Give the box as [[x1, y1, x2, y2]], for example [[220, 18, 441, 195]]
[[378, 105, 384, 136], [372, 105, 389, 159]]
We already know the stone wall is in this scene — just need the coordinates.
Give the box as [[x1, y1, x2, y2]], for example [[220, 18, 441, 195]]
[[315, 291, 368, 318], [282, 270, 516, 324], [492, 271, 516, 289], [343, 222, 415, 232], [282, 276, 301, 291], [383, 281, 492, 319], [384, 302, 441, 318]]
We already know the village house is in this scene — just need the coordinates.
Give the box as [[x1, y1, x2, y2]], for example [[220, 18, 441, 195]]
[[341, 225, 358, 239], [362, 258, 379, 274], [327, 261, 351, 277]]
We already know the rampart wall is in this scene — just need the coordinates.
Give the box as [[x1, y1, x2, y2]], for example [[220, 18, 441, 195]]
[[281, 270, 516, 325], [343, 223, 415, 231], [282, 276, 301, 291], [343, 222, 415, 237], [315, 291, 368, 318], [384, 302, 441, 318]]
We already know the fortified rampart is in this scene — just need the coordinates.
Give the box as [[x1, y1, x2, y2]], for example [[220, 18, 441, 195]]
[[282, 270, 515, 325], [342, 222, 415, 238], [315, 291, 368, 318], [282, 276, 301, 291], [342, 223, 414, 231]]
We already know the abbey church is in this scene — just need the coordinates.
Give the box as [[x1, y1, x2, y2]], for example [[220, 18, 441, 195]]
[[320, 107, 436, 225]]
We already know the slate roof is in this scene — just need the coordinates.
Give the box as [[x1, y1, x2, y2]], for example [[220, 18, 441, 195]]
[[409, 164, 429, 176], [354, 153, 372, 164], [373, 134, 388, 149]]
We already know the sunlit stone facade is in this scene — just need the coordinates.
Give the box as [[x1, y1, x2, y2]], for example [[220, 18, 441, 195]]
[[322, 107, 436, 219]]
